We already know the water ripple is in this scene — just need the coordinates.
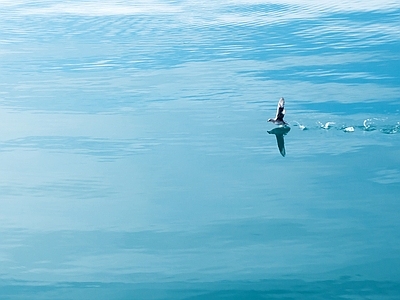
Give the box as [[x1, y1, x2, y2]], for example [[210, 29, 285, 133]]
[[371, 169, 400, 184], [0, 179, 114, 199], [0, 136, 158, 161]]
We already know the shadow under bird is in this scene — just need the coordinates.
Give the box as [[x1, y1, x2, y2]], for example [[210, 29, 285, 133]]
[[267, 97, 290, 156], [268, 126, 291, 157]]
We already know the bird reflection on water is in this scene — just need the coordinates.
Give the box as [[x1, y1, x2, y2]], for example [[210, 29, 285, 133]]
[[268, 126, 291, 157]]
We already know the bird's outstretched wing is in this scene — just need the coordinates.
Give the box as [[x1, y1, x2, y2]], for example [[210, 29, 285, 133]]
[[275, 97, 285, 121]]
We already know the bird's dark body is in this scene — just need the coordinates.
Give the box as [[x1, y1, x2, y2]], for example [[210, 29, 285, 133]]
[[276, 106, 285, 122], [268, 97, 287, 125]]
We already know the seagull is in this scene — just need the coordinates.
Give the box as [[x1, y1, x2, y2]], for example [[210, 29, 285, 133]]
[[268, 97, 287, 125]]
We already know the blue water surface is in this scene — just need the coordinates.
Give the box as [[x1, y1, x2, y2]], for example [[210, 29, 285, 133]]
[[1, 1, 400, 299]]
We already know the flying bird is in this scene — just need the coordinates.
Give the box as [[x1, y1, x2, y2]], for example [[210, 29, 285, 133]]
[[268, 97, 287, 125]]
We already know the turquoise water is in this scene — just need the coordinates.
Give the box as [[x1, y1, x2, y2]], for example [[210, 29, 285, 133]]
[[1, 1, 400, 299]]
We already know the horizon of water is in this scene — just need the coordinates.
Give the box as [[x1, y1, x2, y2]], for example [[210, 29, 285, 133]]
[[1, 1, 400, 299]]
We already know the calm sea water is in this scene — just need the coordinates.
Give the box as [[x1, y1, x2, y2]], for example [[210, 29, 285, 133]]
[[1, 1, 400, 299]]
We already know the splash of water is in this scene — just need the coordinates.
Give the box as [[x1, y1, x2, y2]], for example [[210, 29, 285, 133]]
[[292, 120, 307, 130], [363, 118, 378, 131], [293, 119, 399, 134], [381, 122, 400, 134], [318, 121, 336, 129], [363, 118, 399, 134], [343, 126, 355, 132]]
